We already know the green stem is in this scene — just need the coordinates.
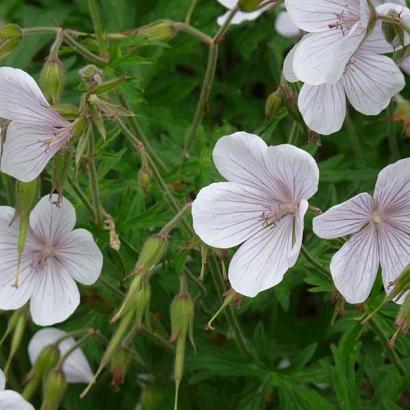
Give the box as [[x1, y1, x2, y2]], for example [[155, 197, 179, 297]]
[[57, 334, 91, 369], [183, 43, 219, 157], [287, 121, 299, 145], [173, 22, 212, 44], [87, 0, 109, 59], [210, 255, 250, 359], [160, 202, 192, 236], [87, 132, 104, 228], [63, 31, 108, 65], [118, 93, 167, 173], [67, 175, 95, 218], [387, 104, 400, 161], [214, 5, 239, 42], [185, 0, 198, 24], [345, 112, 364, 163]]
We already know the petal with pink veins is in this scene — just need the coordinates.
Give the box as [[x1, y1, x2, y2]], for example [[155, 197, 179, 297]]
[[0, 391, 34, 410]]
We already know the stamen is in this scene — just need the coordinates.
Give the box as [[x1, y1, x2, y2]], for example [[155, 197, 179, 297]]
[[260, 203, 297, 227]]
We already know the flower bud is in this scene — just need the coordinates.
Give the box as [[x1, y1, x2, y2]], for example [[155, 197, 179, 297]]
[[52, 149, 72, 202], [239, 0, 263, 12], [134, 20, 175, 42], [133, 234, 168, 276], [40, 57, 65, 105], [79, 64, 103, 85], [265, 89, 284, 121], [138, 164, 152, 195], [4, 309, 26, 374], [110, 347, 132, 387], [41, 368, 67, 410], [0, 24, 22, 59], [393, 95, 410, 137]]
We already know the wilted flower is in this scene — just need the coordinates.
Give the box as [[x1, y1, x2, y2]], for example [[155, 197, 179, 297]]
[[0, 194, 103, 326], [192, 132, 319, 297], [0, 67, 78, 182], [0, 368, 34, 409], [28, 328, 93, 383], [313, 158, 410, 304]]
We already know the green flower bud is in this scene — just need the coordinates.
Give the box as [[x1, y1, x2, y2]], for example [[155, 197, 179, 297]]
[[265, 89, 284, 121], [138, 163, 151, 195], [0, 24, 22, 60], [52, 149, 72, 201], [134, 20, 176, 42], [41, 368, 67, 410], [134, 234, 168, 276], [40, 57, 65, 105], [79, 64, 103, 85], [110, 347, 132, 387], [239, 0, 263, 12]]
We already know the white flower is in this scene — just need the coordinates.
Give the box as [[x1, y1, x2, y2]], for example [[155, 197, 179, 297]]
[[216, 0, 300, 37], [313, 158, 410, 304], [0, 194, 103, 326], [28, 328, 93, 383], [0, 67, 74, 182], [0, 368, 33, 410], [401, 55, 410, 75], [192, 132, 319, 297]]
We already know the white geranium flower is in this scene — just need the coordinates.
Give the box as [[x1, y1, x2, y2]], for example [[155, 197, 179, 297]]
[[28, 328, 93, 383], [192, 132, 319, 297], [313, 158, 410, 304], [0, 368, 33, 410], [0, 194, 103, 326], [0, 67, 74, 182], [216, 0, 300, 37]]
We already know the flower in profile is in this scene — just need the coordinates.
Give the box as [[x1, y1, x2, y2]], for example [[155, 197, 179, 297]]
[[0, 194, 103, 326], [0, 368, 34, 409], [28, 328, 93, 383], [192, 132, 319, 297], [216, 0, 300, 38], [0, 67, 74, 182], [313, 158, 410, 304]]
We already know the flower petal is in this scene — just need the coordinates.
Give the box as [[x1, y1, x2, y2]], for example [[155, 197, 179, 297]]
[[298, 82, 346, 135], [55, 228, 103, 285], [192, 182, 274, 248], [288, 199, 308, 267], [212, 132, 272, 192], [275, 11, 300, 38], [265, 144, 319, 202], [0, 370, 4, 391], [30, 259, 80, 326], [0, 391, 34, 410], [330, 224, 379, 303], [1, 122, 71, 182], [0, 67, 66, 126], [285, 0, 360, 32], [0, 207, 39, 310], [378, 223, 410, 301], [343, 52, 405, 115], [283, 44, 299, 83], [313, 193, 374, 239], [28, 328, 93, 383], [228, 215, 294, 297], [30, 195, 76, 243]]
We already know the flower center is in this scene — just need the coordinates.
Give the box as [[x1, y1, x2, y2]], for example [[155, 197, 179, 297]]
[[31, 245, 54, 271], [328, 8, 358, 34], [371, 212, 383, 225], [260, 203, 297, 227]]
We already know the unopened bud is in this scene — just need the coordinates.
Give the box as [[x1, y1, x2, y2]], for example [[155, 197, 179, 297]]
[[138, 164, 152, 195], [134, 234, 168, 276], [0, 24, 22, 59], [52, 149, 72, 202], [134, 20, 175, 42], [40, 57, 65, 105], [41, 368, 66, 410], [110, 347, 131, 387], [79, 64, 103, 85], [265, 89, 284, 121], [239, 0, 264, 12]]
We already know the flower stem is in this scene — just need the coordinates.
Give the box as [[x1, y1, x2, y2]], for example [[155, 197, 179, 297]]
[[345, 112, 364, 163], [87, 132, 104, 228], [183, 43, 219, 157], [301, 245, 330, 278], [287, 121, 299, 144], [67, 175, 95, 218], [387, 103, 400, 161], [160, 202, 192, 236], [63, 31, 108, 65], [86, 0, 109, 60], [57, 333, 93, 370], [209, 255, 250, 359], [173, 22, 212, 44], [185, 0, 198, 24]]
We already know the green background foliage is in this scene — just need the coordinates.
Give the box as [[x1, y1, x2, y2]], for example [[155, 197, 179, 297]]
[[1, 0, 410, 409]]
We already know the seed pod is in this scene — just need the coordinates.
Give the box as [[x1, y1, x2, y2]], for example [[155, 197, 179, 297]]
[[41, 368, 67, 410], [133, 234, 168, 276], [265, 89, 284, 121], [134, 20, 175, 42], [110, 347, 132, 387], [40, 57, 65, 105], [0, 24, 22, 60]]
